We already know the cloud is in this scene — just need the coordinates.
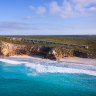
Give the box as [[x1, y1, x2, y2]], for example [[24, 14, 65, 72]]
[[74, 0, 96, 5], [60, 0, 74, 18], [29, 5, 46, 16], [49, 0, 74, 18], [23, 16, 33, 20], [36, 6, 46, 15], [0, 21, 39, 30], [50, 1, 60, 14], [29, 0, 96, 18], [73, 0, 96, 13], [88, 6, 96, 12], [51, 0, 96, 18]]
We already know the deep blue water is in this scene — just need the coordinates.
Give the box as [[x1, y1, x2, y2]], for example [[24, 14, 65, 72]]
[[0, 58, 96, 96]]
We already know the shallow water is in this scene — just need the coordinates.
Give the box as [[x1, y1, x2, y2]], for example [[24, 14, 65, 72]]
[[0, 58, 96, 96]]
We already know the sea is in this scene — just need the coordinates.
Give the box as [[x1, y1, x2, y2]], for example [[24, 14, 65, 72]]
[[0, 58, 96, 96]]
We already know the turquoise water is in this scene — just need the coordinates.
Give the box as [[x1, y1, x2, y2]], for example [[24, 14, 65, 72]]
[[0, 58, 96, 96]]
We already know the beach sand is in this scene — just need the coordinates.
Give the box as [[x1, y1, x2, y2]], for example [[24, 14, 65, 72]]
[[60, 57, 96, 65], [7, 55, 96, 66]]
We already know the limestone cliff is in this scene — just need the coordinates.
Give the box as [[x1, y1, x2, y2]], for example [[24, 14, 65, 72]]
[[0, 41, 51, 57], [0, 41, 88, 60], [0, 42, 27, 56], [46, 47, 74, 60]]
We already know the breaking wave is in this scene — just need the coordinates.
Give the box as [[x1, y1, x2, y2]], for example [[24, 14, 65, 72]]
[[0, 58, 96, 76]]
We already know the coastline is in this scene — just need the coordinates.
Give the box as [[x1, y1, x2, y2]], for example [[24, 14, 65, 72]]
[[60, 57, 96, 65], [2, 55, 96, 66]]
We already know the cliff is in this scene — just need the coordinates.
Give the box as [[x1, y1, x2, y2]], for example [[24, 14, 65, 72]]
[[46, 47, 74, 60], [0, 41, 89, 60]]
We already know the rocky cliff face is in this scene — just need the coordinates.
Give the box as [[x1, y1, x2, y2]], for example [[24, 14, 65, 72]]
[[46, 47, 74, 60], [0, 42, 27, 56], [0, 41, 88, 60], [0, 42, 52, 57]]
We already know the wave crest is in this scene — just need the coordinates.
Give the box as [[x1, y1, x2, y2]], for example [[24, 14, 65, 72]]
[[0, 58, 96, 76]]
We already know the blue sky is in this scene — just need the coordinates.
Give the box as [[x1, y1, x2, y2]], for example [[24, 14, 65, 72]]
[[0, 0, 96, 35]]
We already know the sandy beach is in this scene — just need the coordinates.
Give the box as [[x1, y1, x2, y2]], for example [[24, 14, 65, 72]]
[[60, 57, 96, 65], [6, 55, 96, 66]]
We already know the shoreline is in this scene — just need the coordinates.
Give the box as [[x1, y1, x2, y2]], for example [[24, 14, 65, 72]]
[[1, 55, 96, 66], [60, 57, 96, 65]]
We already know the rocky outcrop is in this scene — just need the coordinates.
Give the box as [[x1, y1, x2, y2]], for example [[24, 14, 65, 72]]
[[0, 41, 51, 57], [0, 41, 88, 60], [46, 47, 74, 60], [0, 42, 27, 56], [73, 51, 88, 58]]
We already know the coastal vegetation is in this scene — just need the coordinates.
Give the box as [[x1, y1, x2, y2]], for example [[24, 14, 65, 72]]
[[0, 35, 96, 58]]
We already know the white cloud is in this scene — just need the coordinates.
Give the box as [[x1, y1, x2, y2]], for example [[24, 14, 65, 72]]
[[74, 0, 96, 5], [60, 0, 73, 18], [36, 6, 46, 16], [29, 0, 96, 18], [49, 0, 74, 18], [0, 21, 37, 30], [50, 1, 60, 14], [49, 0, 96, 18], [73, 0, 96, 12], [29, 5, 46, 16]]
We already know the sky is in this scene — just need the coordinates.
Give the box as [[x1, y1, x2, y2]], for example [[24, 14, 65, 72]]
[[0, 0, 96, 35]]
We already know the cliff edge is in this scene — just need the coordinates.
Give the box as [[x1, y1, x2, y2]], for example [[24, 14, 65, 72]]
[[0, 41, 89, 60]]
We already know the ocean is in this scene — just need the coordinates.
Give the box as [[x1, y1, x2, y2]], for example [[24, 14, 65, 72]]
[[0, 58, 96, 96]]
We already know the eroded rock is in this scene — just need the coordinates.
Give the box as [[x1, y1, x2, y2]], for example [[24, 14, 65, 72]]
[[0, 41, 89, 60], [46, 47, 74, 60]]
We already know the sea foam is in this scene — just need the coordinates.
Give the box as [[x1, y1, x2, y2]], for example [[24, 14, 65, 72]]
[[0, 58, 96, 76], [0, 59, 26, 65], [25, 62, 96, 76]]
